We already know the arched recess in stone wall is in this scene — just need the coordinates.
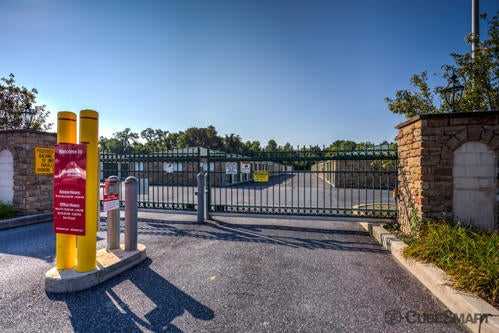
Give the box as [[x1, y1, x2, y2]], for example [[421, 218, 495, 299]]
[[441, 126, 499, 230], [0, 149, 14, 204], [453, 142, 496, 230]]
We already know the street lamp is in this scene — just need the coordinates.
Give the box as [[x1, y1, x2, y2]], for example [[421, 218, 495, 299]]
[[441, 74, 464, 112]]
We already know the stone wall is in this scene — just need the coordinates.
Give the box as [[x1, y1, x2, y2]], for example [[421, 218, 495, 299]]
[[0, 130, 56, 213], [396, 111, 499, 233]]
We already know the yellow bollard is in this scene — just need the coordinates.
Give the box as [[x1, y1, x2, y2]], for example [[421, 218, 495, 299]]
[[76, 109, 99, 272], [55, 112, 78, 270]]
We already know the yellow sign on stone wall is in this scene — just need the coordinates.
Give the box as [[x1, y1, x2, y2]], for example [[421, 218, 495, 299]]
[[35, 147, 55, 175], [253, 170, 269, 183]]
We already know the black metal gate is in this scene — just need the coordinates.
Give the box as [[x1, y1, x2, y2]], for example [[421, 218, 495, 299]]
[[100, 146, 397, 218]]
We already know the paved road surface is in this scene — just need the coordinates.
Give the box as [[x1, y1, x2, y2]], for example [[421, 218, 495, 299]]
[[0, 213, 464, 332]]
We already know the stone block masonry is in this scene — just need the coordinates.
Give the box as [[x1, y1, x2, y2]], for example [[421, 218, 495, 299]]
[[0, 130, 56, 213], [396, 111, 499, 233]]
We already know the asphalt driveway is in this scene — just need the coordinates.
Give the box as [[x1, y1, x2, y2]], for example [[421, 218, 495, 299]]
[[0, 213, 465, 332]]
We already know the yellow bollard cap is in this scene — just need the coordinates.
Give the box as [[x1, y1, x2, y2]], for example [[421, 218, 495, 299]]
[[57, 111, 77, 121], [80, 109, 98, 120]]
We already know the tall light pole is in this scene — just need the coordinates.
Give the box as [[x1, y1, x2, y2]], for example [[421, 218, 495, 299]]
[[471, 0, 479, 58]]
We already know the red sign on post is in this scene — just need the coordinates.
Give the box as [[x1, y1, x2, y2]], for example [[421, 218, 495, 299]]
[[103, 193, 120, 212], [53, 144, 87, 235]]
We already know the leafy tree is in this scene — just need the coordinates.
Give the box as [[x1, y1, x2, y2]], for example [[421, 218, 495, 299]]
[[328, 140, 358, 151], [355, 141, 376, 150], [140, 128, 159, 144], [265, 139, 278, 152], [112, 128, 139, 152], [242, 140, 261, 155], [140, 128, 171, 152], [385, 72, 439, 117], [99, 136, 121, 153], [282, 142, 293, 151], [0, 73, 51, 130], [442, 13, 499, 112], [386, 12, 498, 117], [177, 126, 223, 149], [166, 132, 181, 149], [223, 134, 243, 154]]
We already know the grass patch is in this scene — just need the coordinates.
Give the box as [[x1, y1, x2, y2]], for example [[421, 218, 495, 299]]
[[0, 202, 16, 220], [403, 221, 499, 307]]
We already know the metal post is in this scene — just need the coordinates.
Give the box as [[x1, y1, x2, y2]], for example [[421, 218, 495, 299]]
[[76, 109, 99, 273], [471, 0, 479, 58], [197, 172, 205, 223], [124, 176, 138, 251], [106, 176, 120, 250], [205, 150, 211, 221], [204, 172, 210, 221]]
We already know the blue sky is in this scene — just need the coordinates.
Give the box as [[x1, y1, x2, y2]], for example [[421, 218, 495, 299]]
[[2, 0, 498, 145]]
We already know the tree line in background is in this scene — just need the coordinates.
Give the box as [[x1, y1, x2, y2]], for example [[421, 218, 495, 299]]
[[0, 74, 393, 156], [0, 72, 393, 157], [99, 126, 395, 170], [99, 126, 393, 155]]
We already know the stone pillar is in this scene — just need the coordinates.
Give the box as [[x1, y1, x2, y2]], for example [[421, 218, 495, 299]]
[[0, 130, 57, 213], [396, 111, 499, 233], [396, 119, 424, 234]]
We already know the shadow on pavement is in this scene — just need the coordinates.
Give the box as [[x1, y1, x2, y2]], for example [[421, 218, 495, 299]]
[[47, 258, 214, 332], [0, 221, 105, 262], [131, 218, 385, 253], [0, 222, 55, 262]]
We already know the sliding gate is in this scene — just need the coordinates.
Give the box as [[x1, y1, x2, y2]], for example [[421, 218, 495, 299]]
[[100, 147, 397, 218]]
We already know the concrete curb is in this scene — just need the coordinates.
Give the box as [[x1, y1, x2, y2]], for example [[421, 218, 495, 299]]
[[45, 243, 147, 293], [360, 222, 499, 333], [0, 213, 52, 230]]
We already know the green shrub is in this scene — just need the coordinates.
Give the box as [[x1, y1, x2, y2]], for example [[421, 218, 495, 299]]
[[404, 221, 499, 307], [0, 202, 16, 220], [409, 207, 423, 236]]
